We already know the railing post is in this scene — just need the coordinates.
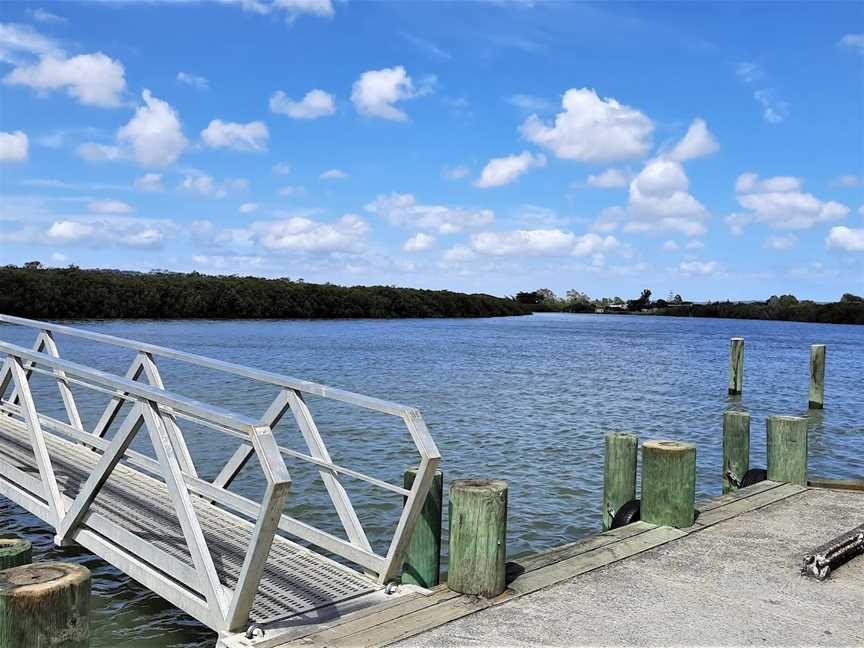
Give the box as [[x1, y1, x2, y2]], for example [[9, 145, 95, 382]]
[[722, 411, 750, 493], [728, 337, 744, 395], [641, 440, 696, 528], [447, 479, 508, 598], [602, 432, 638, 531], [767, 416, 808, 486], [809, 344, 826, 409], [401, 467, 443, 588]]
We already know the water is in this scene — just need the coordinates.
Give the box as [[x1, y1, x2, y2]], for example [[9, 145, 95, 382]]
[[1, 314, 862, 647]]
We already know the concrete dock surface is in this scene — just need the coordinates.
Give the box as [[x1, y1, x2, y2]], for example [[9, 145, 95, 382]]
[[396, 487, 863, 648]]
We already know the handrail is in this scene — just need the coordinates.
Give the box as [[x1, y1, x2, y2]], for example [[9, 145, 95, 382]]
[[0, 314, 418, 418], [0, 341, 259, 433]]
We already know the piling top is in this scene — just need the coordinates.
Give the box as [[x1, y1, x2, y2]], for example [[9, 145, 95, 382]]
[[767, 415, 807, 424], [731, 337, 744, 341], [450, 479, 508, 494], [0, 537, 31, 557], [0, 562, 90, 596], [643, 440, 695, 453]]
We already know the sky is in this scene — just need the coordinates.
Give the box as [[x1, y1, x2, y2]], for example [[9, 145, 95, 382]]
[[1, 1, 862, 301]]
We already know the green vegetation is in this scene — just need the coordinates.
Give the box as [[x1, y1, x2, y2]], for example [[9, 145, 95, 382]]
[[0, 264, 530, 319], [516, 288, 864, 325]]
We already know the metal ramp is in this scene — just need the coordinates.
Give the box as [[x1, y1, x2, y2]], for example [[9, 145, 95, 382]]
[[0, 314, 440, 639]]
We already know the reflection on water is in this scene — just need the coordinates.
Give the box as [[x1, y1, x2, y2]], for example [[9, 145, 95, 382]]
[[1, 314, 861, 647]]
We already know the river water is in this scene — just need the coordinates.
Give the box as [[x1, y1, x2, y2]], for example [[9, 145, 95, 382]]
[[1, 314, 861, 647]]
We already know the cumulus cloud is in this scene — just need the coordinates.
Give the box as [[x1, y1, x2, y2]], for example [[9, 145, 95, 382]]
[[134, 173, 164, 192], [838, 33, 864, 54], [109, 90, 187, 167], [727, 173, 849, 232], [201, 119, 268, 152], [179, 170, 248, 198], [1, 24, 126, 107], [272, 162, 291, 175], [826, 226, 864, 252], [667, 119, 719, 161], [250, 214, 367, 253], [222, 0, 335, 23], [678, 260, 718, 276], [88, 199, 132, 214], [0, 130, 28, 162], [31, 9, 67, 24], [0, 216, 170, 249], [662, 240, 679, 251], [764, 234, 797, 250], [76, 142, 124, 162], [365, 192, 494, 233], [279, 185, 306, 196], [520, 88, 654, 162], [470, 229, 620, 257], [753, 89, 788, 124], [270, 89, 335, 119], [474, 151, 546, 188], [441, 164, 470, 180], [351, 66, 431, 121], [586, 168, 630, 188], [402, 232, 435, 252], [239, 202, 258, 214], [177, 72, 209, 90], [442, 245, 474, 264], [320, 168, 348, 180], [832, 174, 863, 188]]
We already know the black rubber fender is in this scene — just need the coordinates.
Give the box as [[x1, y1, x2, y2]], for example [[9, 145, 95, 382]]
[[611, 499, 641, 529], [740, 468, 768, 488]]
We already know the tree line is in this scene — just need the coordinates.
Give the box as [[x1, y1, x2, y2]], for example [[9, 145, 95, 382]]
[[0, 264, 530, 320]]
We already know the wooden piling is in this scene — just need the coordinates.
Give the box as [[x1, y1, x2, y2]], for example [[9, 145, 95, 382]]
[[447, 479, 507, 598], [602, 433, 638, 531], [0, 536, 31, 571], [809, 344, 825, 409], [641, 440, 696, 528], [728, 337, 744, 395], [722, 411, 750, 494], [767, 416, 808, 486], [402, 467, 443, 588], [0, 562, 90, 647]]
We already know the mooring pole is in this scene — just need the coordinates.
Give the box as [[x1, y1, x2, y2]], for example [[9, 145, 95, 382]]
[[728, 337, 744, 395], [447, 479, 507, 598], [0, 536, 31, 571], [401, 467, 443, 588], [602, 433, 638, 531], [641, 440, 696, 528], [767, 416, 808, 486], [722, 411, 750, 494], [808, 344, 826, 410]]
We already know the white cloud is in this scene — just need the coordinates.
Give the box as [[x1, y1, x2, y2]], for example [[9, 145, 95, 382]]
[[0, 23, 62, 64], [832, 174, 863, 188], [735, 62, 763, 83], [76, 142, 124, 162], [1, 216, 170, 249], [753, 89, 788, 124], [678, 260, 718, 276], [365, 192, 494, 233], [201, 119, 268, 152], [668, 118, 719, 161], [270, 89, 335, 119], [272, 162, 291, 175], [220, 0, 334, 22], [4, 49, 126, 108], [179, 171, 248, 198], [88, 199, 132, 214], [279, 185, 306, 196], [402, 232, 435, 252], [506, 94, 553, 112], [117, 90, 187, 167], [764, 234, 797, 250], [442, 245, 475, 263], [470, 229, 620, 257], [239, 202, 258, 214], [177, 72, 209, 90], [134, 173, 164, 192], [351, 66, 428, 121], [441, 164, 470, 180], [31, 9, 67, 24], [0, 130, 28, 162], [826, 226, 864, 252], [474, 150, 546, 188], [839, 33, 864, 54], [251, 214, 367, 253], [520, 88, 654, 162], [662, 240, 679, 251], [728, 173, 849, 232], [320, 168, 348, 180], [586, 168, 630, 188], [685, 239, 704, 249]]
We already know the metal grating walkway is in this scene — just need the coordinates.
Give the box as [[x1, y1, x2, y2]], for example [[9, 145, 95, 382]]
[[0, 417, 378, 625]]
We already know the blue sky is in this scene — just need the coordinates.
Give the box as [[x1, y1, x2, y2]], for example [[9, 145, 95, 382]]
[[1, 1, 862, 301]]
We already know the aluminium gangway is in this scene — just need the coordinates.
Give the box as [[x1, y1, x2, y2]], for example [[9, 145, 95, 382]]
[[0, 314, 440, 645]]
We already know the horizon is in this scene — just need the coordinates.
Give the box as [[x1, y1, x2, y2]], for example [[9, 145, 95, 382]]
[[1, 1, 863, 301]]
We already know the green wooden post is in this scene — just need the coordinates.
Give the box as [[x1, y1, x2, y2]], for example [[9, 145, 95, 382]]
[[0, 562, 91, 647], [602, 433, 638, 530], [0, 536, 31, 571], [447, 479, 507, 598], [722, 411, 750, 494], [401, 467, 443, 588], [641, 440, 696, 528], [767, 416, 808, 486], [809, 344, 825, 409], [728, 337, 744, 395]]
